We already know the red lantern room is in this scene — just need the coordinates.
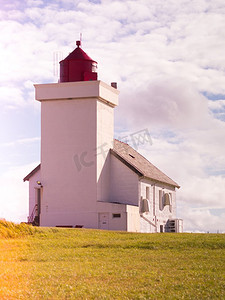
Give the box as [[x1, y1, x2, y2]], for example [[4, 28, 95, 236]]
[[59, 41, 98, 82]]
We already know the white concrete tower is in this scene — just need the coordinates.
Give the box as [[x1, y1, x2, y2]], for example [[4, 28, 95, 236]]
[[35, 41, 119, 227]]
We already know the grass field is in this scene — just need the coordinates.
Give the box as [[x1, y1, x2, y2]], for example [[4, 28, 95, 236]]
[[0, 221, 225, 299]]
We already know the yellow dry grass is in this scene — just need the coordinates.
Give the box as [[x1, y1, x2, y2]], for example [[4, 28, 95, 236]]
[[0, 221, 225, 299]]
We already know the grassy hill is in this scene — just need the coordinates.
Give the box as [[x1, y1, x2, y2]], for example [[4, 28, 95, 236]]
[[0, 220, 224, 299]]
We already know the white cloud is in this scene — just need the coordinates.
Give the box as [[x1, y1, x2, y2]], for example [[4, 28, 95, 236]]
[[179, 206, 225, 233], [26, 0, 44, 6], [0, 86, 26, 107], [178, 175, 225, 208], [208, 100, 225, 110], [117, 78, 210, 130], [1, 137, 40, 148]]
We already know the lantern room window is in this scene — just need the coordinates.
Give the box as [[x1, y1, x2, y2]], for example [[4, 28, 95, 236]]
[[92, 63, 97, 72]]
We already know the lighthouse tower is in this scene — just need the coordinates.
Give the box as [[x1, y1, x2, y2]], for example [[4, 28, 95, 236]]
[[34, 41, 119, 227]]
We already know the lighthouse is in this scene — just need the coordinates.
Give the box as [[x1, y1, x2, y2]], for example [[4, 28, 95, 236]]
[[34, 41, 119, 227], [24, 41, 182, 233]]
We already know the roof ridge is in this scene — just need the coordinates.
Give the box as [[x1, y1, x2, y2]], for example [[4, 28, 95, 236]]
[[23, 164, 41, 182], [114, 138, 129, 146]]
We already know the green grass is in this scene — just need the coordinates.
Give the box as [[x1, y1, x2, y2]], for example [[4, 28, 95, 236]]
[[0, 221, 225, 299]]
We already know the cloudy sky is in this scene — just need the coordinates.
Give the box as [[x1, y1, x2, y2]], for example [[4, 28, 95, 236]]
[[0, 0, 225, 232]]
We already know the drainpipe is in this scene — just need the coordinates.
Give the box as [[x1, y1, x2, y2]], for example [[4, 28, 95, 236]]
[[153, 184, 157, 233]]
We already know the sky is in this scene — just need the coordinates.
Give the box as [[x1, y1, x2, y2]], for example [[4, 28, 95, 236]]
[[0, 0, 225, 232]]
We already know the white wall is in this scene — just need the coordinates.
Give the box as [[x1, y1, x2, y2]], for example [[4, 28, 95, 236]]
[[40, 98, 97, 226], [97, 202, 127, 231], [97, 202, 140, 232], [35, 81, 119, 228], [96, 100, 114, 203], [110, 154, 139, 206], [126, 205, 140, 232], [28, 168, 41, 217], [139, 179, 177, 233]]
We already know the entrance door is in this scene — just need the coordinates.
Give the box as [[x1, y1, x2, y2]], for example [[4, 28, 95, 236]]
[[37, 188, 41, 216], [98, 213, 109, 230], [34, 188, 41, 226]]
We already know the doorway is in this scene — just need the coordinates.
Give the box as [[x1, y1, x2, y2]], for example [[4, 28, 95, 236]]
[[98, 213, 109, 230], [34, 188, 41, 226]]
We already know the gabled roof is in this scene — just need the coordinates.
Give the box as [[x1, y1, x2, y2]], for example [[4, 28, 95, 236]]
[[23, 164, 40, 182], [112, 139, 180, 188]]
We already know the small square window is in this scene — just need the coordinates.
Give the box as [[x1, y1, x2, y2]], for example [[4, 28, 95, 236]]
[[112, 213, 121, 218]]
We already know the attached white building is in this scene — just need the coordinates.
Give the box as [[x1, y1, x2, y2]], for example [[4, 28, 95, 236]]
[[24, 41, 183, 233]]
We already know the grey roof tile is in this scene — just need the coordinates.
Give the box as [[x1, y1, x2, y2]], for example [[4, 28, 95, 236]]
[[112, 139, 180, 188]]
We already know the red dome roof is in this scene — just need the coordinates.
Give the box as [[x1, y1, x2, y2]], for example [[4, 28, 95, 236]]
[[62, 43, 96, 63]]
